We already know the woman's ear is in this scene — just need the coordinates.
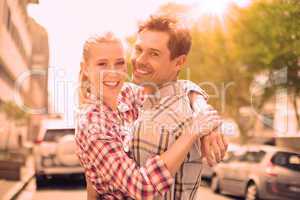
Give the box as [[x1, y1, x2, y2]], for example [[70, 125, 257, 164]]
[[80, 61, 89, 76]]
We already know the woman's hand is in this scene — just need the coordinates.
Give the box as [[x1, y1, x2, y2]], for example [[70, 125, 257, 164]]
[[86, 175, 98, 200]]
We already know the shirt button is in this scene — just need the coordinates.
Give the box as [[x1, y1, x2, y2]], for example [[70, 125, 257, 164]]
[[123, 145, 129, 152]]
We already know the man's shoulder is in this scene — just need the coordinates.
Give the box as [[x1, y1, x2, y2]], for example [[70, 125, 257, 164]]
[[139, 94, 193, 126]]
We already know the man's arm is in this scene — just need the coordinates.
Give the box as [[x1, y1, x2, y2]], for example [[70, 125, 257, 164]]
[[188, 91, 228, 166]]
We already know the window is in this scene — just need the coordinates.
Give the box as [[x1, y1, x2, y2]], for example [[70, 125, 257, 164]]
[[6, 9, 11, 30], [272, 151, 300, 172], [10, 22, 27, 61], [239, 150, 266, 163], [1, 1, 11, 31], [0, 58, 15, 84], [262, 113, 274, 130], [44, 129, 75, 142], [222, 152, 238, 163]]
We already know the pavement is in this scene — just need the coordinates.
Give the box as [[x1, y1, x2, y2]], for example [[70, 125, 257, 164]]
[[0, 156, 35, 200], [31, 176, 236, 200]]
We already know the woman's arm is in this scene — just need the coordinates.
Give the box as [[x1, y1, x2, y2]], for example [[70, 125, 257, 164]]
[[85, 174, 98, 200], [82, 126, 197, 199], [77, 106, 219, 199], [76, 105, 190, 198], [160, 133, 198, 175], [82, 108, 220, 198]]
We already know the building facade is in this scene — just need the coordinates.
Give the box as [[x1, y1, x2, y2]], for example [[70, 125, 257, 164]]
[[0, 0, 49, 149]]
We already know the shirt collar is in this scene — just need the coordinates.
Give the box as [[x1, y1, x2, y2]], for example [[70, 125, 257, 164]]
[[84, 91, 130, 115]]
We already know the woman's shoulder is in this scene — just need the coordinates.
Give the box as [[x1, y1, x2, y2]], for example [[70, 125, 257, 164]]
[[76, 104, 117, 144], [119, 82, 144, 109], [76, 104, 106, 134], [77, 104, 101, 122]]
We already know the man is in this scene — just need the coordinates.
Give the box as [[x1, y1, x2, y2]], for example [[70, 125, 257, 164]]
[[129, 15, 227, 199]]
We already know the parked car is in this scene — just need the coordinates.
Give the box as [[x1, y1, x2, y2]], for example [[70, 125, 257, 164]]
[[210, 145, 300, 200], [201, 143, 242, 179], [33, 121, 83, 187]]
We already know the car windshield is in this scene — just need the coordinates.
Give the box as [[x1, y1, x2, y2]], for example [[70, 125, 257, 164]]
[[44, 129, 74, 142], [238, 150, 266, 163], [272, 151, 300, 172]]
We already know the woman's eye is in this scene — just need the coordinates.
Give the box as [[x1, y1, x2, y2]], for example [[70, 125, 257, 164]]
[[97, 63, 107, 67]]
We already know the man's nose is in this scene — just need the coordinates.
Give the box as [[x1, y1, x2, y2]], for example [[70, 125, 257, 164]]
[[136, 53, 147, 65]]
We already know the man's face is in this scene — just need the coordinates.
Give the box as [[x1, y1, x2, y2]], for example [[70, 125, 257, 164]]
[[131, 30, 180, 88]]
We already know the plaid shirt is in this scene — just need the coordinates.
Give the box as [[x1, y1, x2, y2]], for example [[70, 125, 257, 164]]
[[130, 81, 208, 200], [75, 83, 174, 200]]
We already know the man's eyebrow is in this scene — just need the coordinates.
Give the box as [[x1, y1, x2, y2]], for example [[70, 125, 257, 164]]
[[135, 44, 142, 49], [149, 48, 161, 53]]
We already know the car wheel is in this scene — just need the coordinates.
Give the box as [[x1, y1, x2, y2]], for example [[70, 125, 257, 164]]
[[245, 183, 259, 200], [211, 174, 220, 193]]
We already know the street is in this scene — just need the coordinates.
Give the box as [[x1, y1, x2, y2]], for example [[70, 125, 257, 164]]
[[196, 181, 237, 200], [27, 176, 237, 200], [33, 175, 86, 200]]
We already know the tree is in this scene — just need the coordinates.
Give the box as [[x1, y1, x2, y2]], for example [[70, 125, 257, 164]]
[[0, 101, 28, 151], [180, 17, 254, 142], [228, 0, 300, 129]]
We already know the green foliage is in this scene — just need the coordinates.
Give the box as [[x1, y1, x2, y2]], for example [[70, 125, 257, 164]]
[[229, 0, 300, 128], [229, 0, 300, 76], [0, 101, 28, 123]]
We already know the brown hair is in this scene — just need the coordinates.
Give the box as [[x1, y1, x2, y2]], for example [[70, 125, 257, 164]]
[[138, 15, 191, 60], [79, 32, 122, 105]]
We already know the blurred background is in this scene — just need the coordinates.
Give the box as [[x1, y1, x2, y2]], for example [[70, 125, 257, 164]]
[[0, 0, 299, 199]]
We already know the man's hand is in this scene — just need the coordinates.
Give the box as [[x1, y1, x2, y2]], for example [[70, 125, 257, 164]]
[[187, 90, 228, 166], [201, 130, 228, 167]]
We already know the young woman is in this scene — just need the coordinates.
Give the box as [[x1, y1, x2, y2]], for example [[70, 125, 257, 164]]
[[75, 32, 220, 199]]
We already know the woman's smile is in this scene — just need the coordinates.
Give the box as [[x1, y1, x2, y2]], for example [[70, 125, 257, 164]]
[[103, 80, 121, 88]]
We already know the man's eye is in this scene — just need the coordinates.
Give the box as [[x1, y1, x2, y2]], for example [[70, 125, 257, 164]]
[[150, 52, 159, 57]]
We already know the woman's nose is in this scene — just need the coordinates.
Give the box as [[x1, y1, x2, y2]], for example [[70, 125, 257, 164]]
[[106, 67, 126, 77]]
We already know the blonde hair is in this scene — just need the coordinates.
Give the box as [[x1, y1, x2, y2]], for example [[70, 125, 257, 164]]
[[79, 32, 123, 105]]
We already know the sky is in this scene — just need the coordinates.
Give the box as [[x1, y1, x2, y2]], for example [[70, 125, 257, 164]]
[[27, 0, 250, 125]]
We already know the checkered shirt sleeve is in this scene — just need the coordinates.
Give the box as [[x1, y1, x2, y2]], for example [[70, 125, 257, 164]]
[[75, 104, 174, 199]]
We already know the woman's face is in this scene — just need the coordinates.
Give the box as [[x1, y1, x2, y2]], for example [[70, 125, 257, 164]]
[[85, 42, 127, 102]]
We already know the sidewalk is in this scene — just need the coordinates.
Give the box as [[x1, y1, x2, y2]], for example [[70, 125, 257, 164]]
[[0, 156, 35, 200]]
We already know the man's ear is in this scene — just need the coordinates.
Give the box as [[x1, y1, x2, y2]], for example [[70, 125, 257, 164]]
[[174, 54, 187, 71]]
